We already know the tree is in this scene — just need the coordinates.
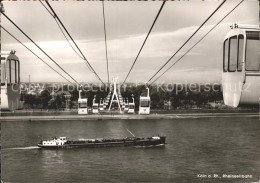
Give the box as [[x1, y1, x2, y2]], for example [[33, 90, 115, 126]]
[[150, 92, 160, 108], [48, 99, 56, 109], [24, 94, 36, 108], [40, 90, 51, 109], [70, 88, 79, 101], [55, 95, 62, 109]]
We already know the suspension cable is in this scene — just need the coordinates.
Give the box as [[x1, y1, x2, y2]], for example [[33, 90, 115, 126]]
[[102, 1, 110, 85], [146, 0, 227, 84], [148, 0, 244, 86], [45, 1, 105, 85], [1, 12, 80, 85], [39, 1, 85, 61], [1, 25, 72, 83], [123, 0, 166, 84]]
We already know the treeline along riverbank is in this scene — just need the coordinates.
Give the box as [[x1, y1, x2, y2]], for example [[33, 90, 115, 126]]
[[19, 83, 258, 111]]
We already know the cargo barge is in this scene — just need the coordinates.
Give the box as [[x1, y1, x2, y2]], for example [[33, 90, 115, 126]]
[[37, 136, 166, 149]]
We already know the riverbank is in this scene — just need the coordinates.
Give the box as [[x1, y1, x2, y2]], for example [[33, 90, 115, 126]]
[[1, 108, 258, 116], [1, 112, 259, 122]]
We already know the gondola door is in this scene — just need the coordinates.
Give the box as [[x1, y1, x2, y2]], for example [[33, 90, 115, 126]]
[[222, 34, 245, 107]]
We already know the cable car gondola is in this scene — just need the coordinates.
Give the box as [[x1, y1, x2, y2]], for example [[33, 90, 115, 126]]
[[1, 50, 23, 111], [78, 90, 88, 114], [128, 94, 135, 114], [92, 95, 99, 114], [124, 98, 129, 112], [222, 24, 260, 107], [139, 87, 150, 115]]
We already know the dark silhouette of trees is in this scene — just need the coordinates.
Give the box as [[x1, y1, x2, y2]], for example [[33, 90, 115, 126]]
[[40, 90, 51, 109], [24, 94, 36, 109], [21, 83, 225, 110]]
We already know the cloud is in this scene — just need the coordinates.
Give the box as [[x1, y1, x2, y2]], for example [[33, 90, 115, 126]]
[[2, 17, 257, 83], [3, 24, 210, 62]]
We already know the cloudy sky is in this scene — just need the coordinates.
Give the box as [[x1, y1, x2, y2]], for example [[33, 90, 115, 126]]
[[1, 0, 258, 84]]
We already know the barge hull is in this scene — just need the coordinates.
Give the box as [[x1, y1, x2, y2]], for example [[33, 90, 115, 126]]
[[38, 137, 166, 149]]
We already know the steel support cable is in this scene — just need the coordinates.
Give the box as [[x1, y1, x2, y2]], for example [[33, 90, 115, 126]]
[[45, 1, 105, 85], [102, 1, 110, 85], [122, 0, 166, 84], [40, 1, 92, 72], [39, 1, 85, 61], [45, 1, 102, 83], [146, 0, 227, 84], [1, 12, 80, 85], [148, 0, 244, 86], [1, 25, 72, 83], [54, 18, 85, 60], [39, 0, 54, 17]]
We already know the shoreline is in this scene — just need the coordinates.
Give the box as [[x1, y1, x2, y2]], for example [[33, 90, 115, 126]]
[[1, 108, 258, 115], [1, 112, 259, 122]]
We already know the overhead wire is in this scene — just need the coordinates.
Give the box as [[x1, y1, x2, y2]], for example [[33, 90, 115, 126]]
[[102, 1, 110, 85], [148, 0, 244, 86], [45, 1, 105, 85], [39, 1, 85, 61], [122, 0, 166, 84], [146, 0, 227, 84], [1, 25, 72, 83], [1, 12, 80, 85]]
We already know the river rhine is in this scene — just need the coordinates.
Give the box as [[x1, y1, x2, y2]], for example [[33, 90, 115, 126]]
[[2, 117, 259, 183]]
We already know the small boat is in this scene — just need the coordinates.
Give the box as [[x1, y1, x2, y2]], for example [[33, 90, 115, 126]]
[[37, 135, 166, 149]]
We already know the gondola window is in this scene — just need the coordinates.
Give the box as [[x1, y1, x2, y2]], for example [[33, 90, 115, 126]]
[[245, 31, 260, 71], [237, 35, 244, 71], [229, 36, 237, 72], [223, 39, 228, 72]]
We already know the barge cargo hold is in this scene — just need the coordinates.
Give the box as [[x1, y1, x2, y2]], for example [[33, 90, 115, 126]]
[[38, 136, 166, 149]]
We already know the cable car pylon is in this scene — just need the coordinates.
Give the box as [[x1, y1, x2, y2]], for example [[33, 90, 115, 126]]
[[108, 77, 122, 111]]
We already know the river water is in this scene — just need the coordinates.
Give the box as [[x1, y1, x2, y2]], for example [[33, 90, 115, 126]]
[[1, 117, 259, 183]]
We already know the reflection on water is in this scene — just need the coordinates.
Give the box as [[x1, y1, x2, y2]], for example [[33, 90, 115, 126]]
[[39, 150, 66, 166], [5, 146, 40, 150], [2, 117, 259, 183]]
